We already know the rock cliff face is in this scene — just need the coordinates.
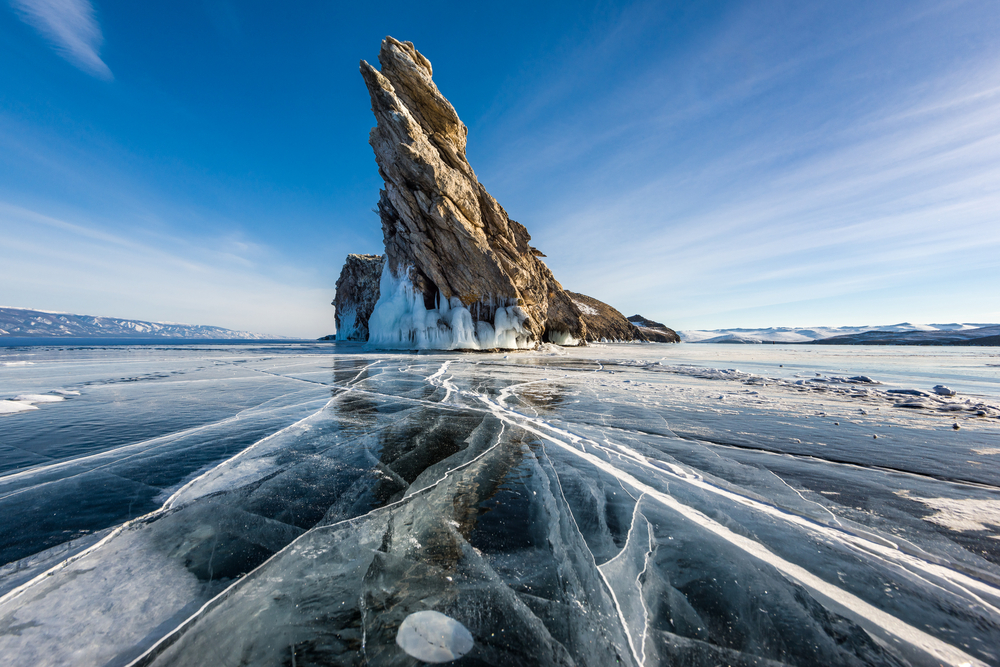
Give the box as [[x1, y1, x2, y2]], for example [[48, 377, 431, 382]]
[[565, 292, 646, 344], [334, 254, 385, 341], [359, 37, 610, 349], [628, 315, 681, 343]]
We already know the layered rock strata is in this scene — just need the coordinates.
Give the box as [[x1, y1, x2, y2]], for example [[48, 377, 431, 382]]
[[334, 254, 385, 341], [628, 315, 681, 343], [359, 37, 608, 349]]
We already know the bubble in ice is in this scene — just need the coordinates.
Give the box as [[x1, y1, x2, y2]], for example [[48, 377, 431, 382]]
[[396, 610, 474, 663]]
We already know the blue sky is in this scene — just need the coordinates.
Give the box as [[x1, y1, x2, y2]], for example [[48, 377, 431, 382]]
[[2, 0, 998, 337]]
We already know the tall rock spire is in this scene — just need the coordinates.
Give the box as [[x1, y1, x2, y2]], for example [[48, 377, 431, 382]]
[[360, 37, 587, 348], [357, 37, 659, 349]]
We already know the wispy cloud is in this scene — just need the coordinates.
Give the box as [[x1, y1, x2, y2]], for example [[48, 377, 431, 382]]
[[471, 1, 1000, 329], [12, 0, 113, 80], [0, 203, 334, 338]]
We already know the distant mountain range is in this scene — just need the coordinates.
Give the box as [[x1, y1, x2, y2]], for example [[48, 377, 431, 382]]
[[0, 307, 272, 339], [680, 323, 1000, 346]]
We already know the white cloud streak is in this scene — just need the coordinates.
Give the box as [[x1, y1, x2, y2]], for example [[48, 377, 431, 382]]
[[12, 0, 113, 80], [0, 203, 335, 338], [472, 2, 1000, 329]]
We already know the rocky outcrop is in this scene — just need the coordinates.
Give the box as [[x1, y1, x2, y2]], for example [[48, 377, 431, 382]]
[[359, 37, 611, 349], [628, 315, 681, 343], [565, 292, 645, 343], [334, 254, 385, 341]]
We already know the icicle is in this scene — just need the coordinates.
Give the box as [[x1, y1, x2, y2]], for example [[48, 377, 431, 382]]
[[366, 264, 533, 350]]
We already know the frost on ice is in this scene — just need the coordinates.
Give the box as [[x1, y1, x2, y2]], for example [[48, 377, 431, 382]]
[[396, 610, 474, 663]]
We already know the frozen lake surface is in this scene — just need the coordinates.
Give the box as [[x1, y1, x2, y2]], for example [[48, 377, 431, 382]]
[[1, 341, 999, 666]]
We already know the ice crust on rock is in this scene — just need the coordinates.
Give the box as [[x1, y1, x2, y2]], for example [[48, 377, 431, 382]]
[[335, 305, 357, 341], [547, 330, 580, 346], [367, 262, 533, 350]]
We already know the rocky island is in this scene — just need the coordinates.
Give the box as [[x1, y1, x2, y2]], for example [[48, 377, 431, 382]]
[[334, 37, 676, 349], [627, 315, 681, 343]]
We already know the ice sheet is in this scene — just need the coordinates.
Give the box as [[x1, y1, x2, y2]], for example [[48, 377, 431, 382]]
[[0, 342, 998, 666]]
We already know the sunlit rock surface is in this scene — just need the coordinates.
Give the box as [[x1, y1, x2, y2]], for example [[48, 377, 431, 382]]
[[567, 292, 649, 344], [359, 37, 639, 349], [334, 254, 385, 341]]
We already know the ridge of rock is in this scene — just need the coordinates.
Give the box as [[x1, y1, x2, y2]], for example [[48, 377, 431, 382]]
[[627, 314, 681, 343], [567, 292, 647, 343], [359, 37, 597, 349]]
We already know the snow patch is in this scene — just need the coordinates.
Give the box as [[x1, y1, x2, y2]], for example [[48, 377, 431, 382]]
[[898, 492, 1000, 532], [0, 400, 37, 414], [15, 394, 65, 403], [572, 300, 599, 317]]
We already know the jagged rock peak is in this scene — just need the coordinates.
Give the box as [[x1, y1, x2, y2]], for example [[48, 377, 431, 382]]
[[359, 37, 590, 349], [357, 39, 665, 349], [334, 254, 385, 341]]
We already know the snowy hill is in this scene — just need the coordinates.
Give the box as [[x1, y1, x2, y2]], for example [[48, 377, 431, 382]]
[[0, 307, 273, 339], [680, 323, 999, 345], [813, 325, 1000, 346]]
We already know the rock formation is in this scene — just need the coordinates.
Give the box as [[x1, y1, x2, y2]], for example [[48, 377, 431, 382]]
[[565, 292, 644, 343], [627, 315, 681, 343], [359, 37, 637, 350], [334, 254, 385, 341]]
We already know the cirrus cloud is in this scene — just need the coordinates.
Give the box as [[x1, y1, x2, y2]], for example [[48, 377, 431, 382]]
[[11, 0, 113, 80]]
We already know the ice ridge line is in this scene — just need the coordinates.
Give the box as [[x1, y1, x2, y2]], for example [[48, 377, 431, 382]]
[[0, 395, 331, 503], [596, 492, 648, 666], [541, 445, 643, 667], [0, 392, 342, 608], [125, 409, 510, 667], [162, 361, 382, 510], [461, 372, 988, 667]]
